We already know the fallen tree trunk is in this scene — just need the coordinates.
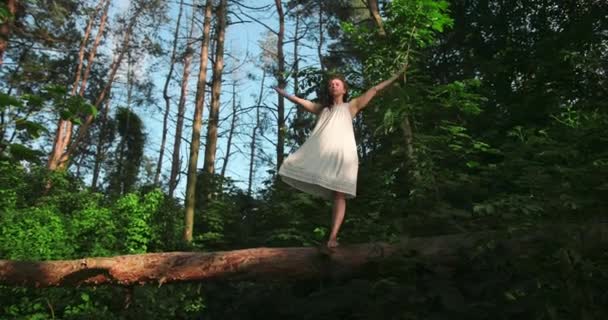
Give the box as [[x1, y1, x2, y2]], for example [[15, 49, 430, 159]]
[[1, 225, 606, 287], [0, 243, 395, 288]]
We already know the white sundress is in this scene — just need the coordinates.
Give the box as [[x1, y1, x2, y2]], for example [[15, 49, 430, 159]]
[[278, 102, 358, 200]]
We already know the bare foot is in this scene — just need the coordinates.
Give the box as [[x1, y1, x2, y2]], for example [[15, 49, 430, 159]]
[[326, 239, 339, 249]]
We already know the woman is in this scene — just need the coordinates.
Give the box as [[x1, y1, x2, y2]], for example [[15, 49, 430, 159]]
[[274, 68, 404, 248]]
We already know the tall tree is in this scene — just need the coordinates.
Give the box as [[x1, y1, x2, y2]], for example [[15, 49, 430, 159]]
[[47, 0, 107, 172], [184, 0, 213, 243], [51, 0, 167, 171], [168, 8, 196, 197], [317, 0, 325, 72], [219, 81, 238, 191], [202, 0, 228, 199], [247, 69, 266, 197], [366, 0, 385, 36], [91, 92, 114, 190], [274, 0, 286, 171], [78, 0, 110, 96], [156, 0, 185, 185]]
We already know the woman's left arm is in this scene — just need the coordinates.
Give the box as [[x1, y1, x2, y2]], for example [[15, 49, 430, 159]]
[[349, 67, 405, 116]]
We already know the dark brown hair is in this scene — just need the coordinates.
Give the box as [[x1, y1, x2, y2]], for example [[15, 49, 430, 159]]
[[324, 74, 349, 106]]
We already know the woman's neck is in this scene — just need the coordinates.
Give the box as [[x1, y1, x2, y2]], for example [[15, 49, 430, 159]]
[[331, 95, 344, 106]]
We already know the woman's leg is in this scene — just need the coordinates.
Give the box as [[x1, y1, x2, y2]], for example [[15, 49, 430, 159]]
[[327, 191, 346, 248]]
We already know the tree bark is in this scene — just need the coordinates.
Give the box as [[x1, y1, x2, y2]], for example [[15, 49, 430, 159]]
[[317, 0, 324, 72], [291, 10, 307, 146], [183, 0, 213, 243], [275, 0, 286, 171], [219, 81, 237, 191], [202, 0, 227, 196], [292, 13, 300, 98], [366, 0, 386, 36], [247, 70, 266, 197], [60, 6, 142, 171], [73, 0, 105, 97], [91, 93, 112, 190], [78, 0, 110, 97], [168, 11, 196, 197], [156, 0, 185, 186], [2, 224, 603, 287], [47, 0, 105, 171], [0, 0, 18, 66], [400, 114, 420, 183], [113, 56, 134, 196]]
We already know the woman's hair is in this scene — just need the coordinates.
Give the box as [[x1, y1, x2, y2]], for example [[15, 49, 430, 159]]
[[324, 74, 349, 106]]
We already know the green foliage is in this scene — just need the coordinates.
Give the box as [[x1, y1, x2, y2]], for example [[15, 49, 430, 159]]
[[0, 4, 13, 24], [342, 0, 453, 82], [70, 195, 118, 257], [113, 189, 164, 254], [43, 85, 97, 124], [0, 205, 75, 260], [105, 107, 146, 196], [0, 92, 50, 163]]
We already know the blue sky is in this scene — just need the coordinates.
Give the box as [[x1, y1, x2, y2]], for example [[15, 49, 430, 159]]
[[133, 0, 322, 198]]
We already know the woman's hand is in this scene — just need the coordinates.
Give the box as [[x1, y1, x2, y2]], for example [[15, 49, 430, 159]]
[[349, 65, 407, 116], [273, 86, 288, 97], [273, 86, 321, 114]]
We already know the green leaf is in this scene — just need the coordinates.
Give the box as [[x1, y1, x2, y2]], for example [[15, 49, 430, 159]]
[[15, 119, 48, 138], [22, 94, 45, 110], [88, 103, 98, 117], [466, 161, 480, 168], [0, 7, 11, 24], [0, 93, 23, 109], [8, 144, 44, 163], [60, 109, 72, 120], [504, 291, 517, 301], [44, 84, 68, 97]]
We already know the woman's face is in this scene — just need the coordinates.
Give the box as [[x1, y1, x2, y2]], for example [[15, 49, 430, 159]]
[[328, 78, 346, 97]]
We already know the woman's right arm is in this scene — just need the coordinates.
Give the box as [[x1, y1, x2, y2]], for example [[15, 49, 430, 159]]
[[273, 86, 321, 114]]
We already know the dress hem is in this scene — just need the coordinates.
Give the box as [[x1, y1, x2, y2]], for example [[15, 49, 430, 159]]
[[279, 164, 357, 200]]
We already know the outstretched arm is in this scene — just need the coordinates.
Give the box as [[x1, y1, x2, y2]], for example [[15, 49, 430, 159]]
[[273, 86, 322, 114], [349, 67, 405, 116]]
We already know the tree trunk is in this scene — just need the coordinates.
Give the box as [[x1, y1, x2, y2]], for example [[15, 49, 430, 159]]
[[275, 0, 286, 171], [47, 0, 105, 171], [73, 0, 105, 96], [183, 0, 213, 243], [113, 56, 134, 196], [2, 224, 602, 287], [202, 0, 227, 196], [401, 115, 414, 164], [0, 0, 18, 66], [59, 7, 141, 170], [219, 81, 237, 192], [398, 33, 417, 182], [317, 0, 324, 72], [78, 0, 110, 97], [247, 70, 266, 197], [91, 93, 112, 190], [168, 11, 196, 197], [85, 0, 112, 188], [156, 0, 185, 185], [291, 11, 307, 146], [366, 0, 386, 36], [292, 11, 302, 135]]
